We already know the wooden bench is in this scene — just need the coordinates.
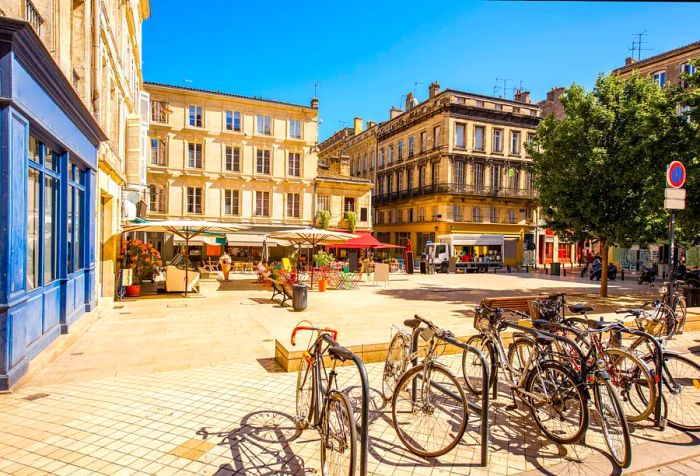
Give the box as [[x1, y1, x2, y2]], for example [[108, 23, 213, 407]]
[[480, 296, 541, 316], [270, 278, 293, 307]]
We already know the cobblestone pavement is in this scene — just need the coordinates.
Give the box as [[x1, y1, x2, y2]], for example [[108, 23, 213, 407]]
[[1, 331, 699, 475]]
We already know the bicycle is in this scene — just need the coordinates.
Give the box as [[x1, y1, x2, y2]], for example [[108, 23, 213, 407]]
[[659, 280, 687, 335], [291, 323, 357, 476], [462, 306, 590, 446], [386, 315, 470, 457]]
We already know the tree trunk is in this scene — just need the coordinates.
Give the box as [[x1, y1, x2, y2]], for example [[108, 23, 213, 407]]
[[600, 242, 609, 298]]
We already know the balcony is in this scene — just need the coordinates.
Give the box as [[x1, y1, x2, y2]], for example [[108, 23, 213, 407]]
[[373, 183, 538, 204]]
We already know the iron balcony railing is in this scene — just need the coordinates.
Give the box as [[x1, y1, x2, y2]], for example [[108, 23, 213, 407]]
[[373, 183, 538, 204]]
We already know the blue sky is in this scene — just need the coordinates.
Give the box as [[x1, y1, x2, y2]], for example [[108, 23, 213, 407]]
[[143, 1, 700, 140]]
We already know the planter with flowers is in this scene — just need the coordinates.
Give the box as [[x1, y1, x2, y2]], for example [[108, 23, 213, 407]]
[[119, 239, 162, 297]]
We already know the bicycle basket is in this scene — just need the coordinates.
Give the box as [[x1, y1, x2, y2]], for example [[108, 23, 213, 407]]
[[473, 307, 491, 332]]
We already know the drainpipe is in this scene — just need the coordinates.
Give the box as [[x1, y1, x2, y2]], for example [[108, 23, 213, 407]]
[[91, 0, 100, 123]]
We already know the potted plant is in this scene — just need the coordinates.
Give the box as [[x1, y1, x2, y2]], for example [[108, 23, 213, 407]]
[[313, 250, 333, 292], [317, 210, 331, 230], [119, 239, 162, 297], [345, 211, 357, 232]]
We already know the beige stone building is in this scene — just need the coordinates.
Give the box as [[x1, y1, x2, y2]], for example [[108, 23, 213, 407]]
[[1, 1, 150, 297], [614, 40, 700, 86]]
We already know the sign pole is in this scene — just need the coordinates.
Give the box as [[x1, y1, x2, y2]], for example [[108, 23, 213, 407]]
[[669, 212, 675, 286]]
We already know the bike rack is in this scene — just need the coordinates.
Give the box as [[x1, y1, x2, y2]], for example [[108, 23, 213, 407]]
[[409, 329, 491, 467]]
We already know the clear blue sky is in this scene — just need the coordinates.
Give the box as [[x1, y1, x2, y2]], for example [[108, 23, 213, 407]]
[[143, 1, 700, 141]]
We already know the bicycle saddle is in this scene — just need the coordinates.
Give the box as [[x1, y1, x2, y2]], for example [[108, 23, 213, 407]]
[[403, 318, 421, 329], [534, 333, 556, 345], [581, 319, 620, 331], [532, 319, 561, 331], [568, 304, 594, 314], [328, 345, 354, 362]]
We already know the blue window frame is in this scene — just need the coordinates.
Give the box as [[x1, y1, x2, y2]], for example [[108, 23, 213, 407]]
[[67, 163, 86, 274], [652, 71, 667, 87], [27, 136, 61, 290]]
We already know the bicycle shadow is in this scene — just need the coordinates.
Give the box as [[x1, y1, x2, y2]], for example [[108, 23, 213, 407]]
[[196, 410, 313, 475]]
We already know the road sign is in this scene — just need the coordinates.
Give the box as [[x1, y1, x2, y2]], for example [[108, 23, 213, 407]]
[[665, 188, 686, 200], [667, 161, 686, 188], [665, 198, 686, 210]]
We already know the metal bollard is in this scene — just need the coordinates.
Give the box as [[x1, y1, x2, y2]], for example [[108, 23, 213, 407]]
[[563, 268, 566, 277], [621, 269, 625, 280]]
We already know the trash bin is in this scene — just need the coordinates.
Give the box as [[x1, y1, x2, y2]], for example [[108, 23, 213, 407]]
[[420, 260, 427, 274], [685, 286, 700, 308], [551, 263, 561, 276], [293, 284, 308, 312]]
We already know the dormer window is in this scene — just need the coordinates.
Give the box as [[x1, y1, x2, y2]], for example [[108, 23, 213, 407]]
[[652, 70, 667, 87]]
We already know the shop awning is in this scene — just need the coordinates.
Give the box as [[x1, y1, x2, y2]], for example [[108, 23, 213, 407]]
[[225, 233, 281, 247]]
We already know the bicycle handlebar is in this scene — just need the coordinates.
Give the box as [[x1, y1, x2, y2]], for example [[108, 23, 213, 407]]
[[291, 326, 338, 346]]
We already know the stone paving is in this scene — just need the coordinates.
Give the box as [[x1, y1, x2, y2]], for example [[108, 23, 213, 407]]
[[1, 272, 698, 475]]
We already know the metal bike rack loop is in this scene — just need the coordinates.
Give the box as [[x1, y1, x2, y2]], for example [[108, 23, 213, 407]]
[[410, 328, 491, 466]]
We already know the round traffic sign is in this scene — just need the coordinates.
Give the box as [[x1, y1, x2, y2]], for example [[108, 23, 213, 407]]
[[667, 161, 686, 188]]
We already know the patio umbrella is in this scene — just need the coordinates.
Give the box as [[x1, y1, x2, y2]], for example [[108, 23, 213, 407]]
[[122, 220, 249, 296], [268, 228, 359, 286]]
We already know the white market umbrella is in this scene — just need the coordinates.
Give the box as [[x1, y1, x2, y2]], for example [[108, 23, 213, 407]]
[[122, 220, 249, 296], [269, 228, 359, 286]]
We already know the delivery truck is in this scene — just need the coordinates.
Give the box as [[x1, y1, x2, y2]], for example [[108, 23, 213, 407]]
[[424, 234, 506, 273]]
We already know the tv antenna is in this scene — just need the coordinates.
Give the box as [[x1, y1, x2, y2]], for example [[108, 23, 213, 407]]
[[313, 81, 319, 98], [629, 31, 651, 61], [412, 81, 423, 95], [494, 78, 511, 99]]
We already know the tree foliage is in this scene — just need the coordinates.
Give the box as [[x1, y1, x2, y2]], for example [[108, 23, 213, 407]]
[[528, 71, 695, 295]]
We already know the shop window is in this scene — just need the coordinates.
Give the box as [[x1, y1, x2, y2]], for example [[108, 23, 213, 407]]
[[67, 163, 86, 274]]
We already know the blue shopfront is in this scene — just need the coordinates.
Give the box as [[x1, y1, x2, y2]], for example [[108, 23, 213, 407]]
[[0, 19, 105, 391]]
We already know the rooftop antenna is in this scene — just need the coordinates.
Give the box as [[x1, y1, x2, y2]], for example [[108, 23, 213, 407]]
[[494, 78, 511, 99], [630, 31, 651, 61], [412, 81, 424, 95], [313, 80, 319, 98]]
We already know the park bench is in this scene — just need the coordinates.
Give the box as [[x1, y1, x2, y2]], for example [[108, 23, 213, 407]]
[[480, 295, 541, 317], [270, 278, 293, 307]]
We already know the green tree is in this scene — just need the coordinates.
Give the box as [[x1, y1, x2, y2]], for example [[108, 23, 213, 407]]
[[528, 73, 686, 296]]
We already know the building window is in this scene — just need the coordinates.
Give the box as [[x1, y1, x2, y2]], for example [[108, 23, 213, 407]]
[[453, 205, 462, 222], [378, 211, 385, 224], [287, 193, 301, 218], [418, 207, 425, 222], [507, 167, 519, 190], [379, 148, 385, 166], [186, 187, 202, 214], [473, 162, 484, 189], [407, 169, 414, 190], [225, 110, 242, 131], [489, 207, 499, 223], [652, 70, 667, 87], [491, 164, 502, 190], [453, 161, 465, 186], [432, 163, 439, 185], [257, 115, 272, 135], [255, 191, 270, 216], [224, 190, 240, 215], [187, 143, 203, 168], [455, 123, 466, 148], [344, 197, 355, 213], [408, 136, 414, 157], [492, 129, 503, 153], [681, 63, 697, 87], [225, 146, 240, 172], [508, 208, 516, 224], [148, 184, 165, 212], [288, 152, 301, 176], [317, 194, 329, 211], [389, 210, 395, 224], [397, 209, 403, 223], [419, 165, 426, 189], [387, 174, 393, 193], [188, 105, 203, 127], [67, 163, 85, 274], [360, 207, 368, 222], [256, 149, 271, 174], [150, 138, 166, 165], [433, 125, 441, 148], [494, 103, 503, 111], [397, 171, 403, 191], [388, 144, 394, 163], [289, 119, 302, 139], [511, 131, 521, 155], [27, 166, 40, 289], [399, 140, 405, 160], [420, 130, 427, 151], [151, 101, 169, 123], [474, 126, 485, 151], [472, 206, 481, 223]]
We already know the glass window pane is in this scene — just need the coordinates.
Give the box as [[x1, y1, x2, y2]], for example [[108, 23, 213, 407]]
[[67, 186, 74, 273], [43, 176, 58, 283], [29, 136, 40, 164], [27, 168, 40, 289], [75, 189, 83, 269]]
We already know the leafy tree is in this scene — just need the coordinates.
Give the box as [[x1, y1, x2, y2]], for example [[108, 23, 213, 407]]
[[528, 73, 687, 296]]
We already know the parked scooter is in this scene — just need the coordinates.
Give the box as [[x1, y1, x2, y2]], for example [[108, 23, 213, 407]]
[[638, 263, 658, 285], [590, 262, 617, 281]]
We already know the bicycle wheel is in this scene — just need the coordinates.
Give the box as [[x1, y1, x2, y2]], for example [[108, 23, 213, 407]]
[[508, 337, 536, 382], [462, 335, 494, 396], [675, 296, 687, 334], [382, 332, 410, 401], [320, 391, 357, 476], [659, 353, 700, 431], [606, 347, 656, 423], [594, 378, 632, 468], [392, 363, 469, 457], [295, 355, 314, 430], [525, 361, 588, 444]]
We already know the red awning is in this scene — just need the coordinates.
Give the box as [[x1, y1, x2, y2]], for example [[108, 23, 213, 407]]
[[326, 231, 386, 249]]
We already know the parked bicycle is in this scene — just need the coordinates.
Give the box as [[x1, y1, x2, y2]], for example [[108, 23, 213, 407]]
[[383, 315, 470, 457], [291, 323, 357, 476]]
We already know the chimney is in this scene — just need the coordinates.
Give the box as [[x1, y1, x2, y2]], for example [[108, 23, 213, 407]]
[[367, 121, 376, 128], [625, 57, 637, 66], [389, 107, 402, 119], [353, 117, 363, 134], [311, 97, 319, 109], [428, 81, 441, 98], [405, 92, 415, 111], [546, 87, 565, 102], [514, 90, 531, 104]]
